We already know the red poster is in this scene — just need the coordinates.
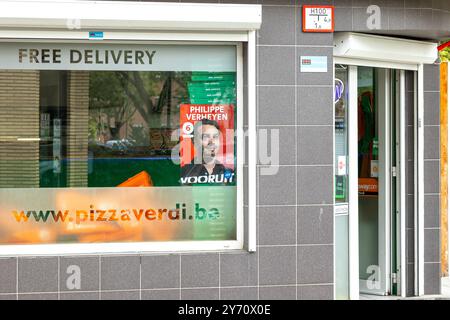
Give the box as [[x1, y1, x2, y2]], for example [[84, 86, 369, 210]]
[[179, 104, 235, 185]]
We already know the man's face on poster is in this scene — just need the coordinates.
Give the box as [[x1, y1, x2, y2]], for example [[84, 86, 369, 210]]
[[195, 124, 220, 165]]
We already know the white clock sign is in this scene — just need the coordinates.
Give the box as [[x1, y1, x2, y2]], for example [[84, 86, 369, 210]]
[[302, 5, 334, 32]]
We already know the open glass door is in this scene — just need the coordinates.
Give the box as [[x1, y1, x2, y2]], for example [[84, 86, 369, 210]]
[[335, 63, 407, 298], [357, 67, 404, 296], [357, 66, 391, 295]]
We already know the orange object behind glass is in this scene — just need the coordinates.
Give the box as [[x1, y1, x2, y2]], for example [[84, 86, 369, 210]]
[[117, 171, 153, 187]]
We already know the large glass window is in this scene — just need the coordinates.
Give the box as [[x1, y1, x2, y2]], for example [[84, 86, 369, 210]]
[[0, 42, 240, 247]]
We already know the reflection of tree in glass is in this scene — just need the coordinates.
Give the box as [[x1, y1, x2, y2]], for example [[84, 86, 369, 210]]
[[129, 125, 148, 147], [89, 71, 190, 149], [89, 71, 136, 141]]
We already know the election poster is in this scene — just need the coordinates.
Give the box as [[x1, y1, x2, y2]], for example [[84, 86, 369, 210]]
[[179, 104, 235, 186]]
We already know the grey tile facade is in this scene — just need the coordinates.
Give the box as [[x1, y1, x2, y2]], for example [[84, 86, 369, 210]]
[[0, 0, 445, 300], [423, 64, 442, 295], [333, 0, 450, 38], [404, 64, 442, 296]]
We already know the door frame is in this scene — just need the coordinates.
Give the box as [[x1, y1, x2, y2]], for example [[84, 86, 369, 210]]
[[334, 57, 417, 299], [395, 69, 407, 297]]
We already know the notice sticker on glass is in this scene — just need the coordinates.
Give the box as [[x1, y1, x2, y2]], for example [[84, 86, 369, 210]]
[[371, 160, 379, 178], [337, 156, 347, 176], [335, 176, 346, 200], [300, 56, 328, 73], [334, 203, 349, 215]]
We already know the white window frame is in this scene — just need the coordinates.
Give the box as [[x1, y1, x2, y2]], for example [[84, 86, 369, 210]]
[[0, 0, 261, 256]]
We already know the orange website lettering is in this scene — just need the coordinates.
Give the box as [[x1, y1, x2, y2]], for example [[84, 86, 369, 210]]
[[12, 203, 220, 224]]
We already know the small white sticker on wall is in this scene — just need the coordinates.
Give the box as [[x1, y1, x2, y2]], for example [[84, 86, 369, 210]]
[[300, 56, 328, 73]]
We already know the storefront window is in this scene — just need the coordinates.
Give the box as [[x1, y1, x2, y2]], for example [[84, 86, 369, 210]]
[[0, 42, 240, 247]]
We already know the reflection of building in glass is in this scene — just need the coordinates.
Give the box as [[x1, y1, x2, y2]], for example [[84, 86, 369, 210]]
[[0, 70, 90, 188], [0, 70, 40, 188], [67, 71, 89, 187]]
